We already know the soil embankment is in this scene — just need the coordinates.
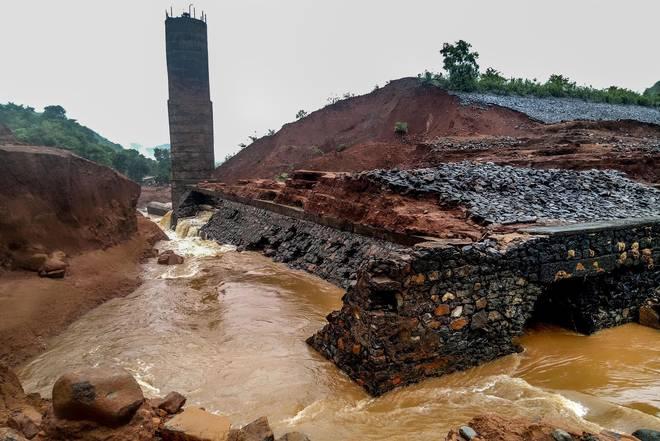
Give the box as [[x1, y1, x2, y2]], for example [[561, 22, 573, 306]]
[[0, 142, 166, 367], [214, 78, 660, 184], [0, 144, 140, 263]]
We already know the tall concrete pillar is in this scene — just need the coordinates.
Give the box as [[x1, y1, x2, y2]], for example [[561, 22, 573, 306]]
[[165, 12, 214, 210]]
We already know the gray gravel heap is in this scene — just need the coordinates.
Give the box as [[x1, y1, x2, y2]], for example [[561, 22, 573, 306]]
[[451, 92, 660, 125], [362, 162, 660, 224]]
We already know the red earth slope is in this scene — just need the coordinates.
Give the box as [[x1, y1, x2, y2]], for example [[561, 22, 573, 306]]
[[214, 78, 537, 182]]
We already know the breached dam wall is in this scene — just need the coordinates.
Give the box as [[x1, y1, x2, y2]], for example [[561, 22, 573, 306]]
[[178, 190, 659, 396]]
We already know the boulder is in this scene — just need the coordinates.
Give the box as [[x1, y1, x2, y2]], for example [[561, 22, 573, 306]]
[[459, 426, 478, 440], [52, 367, 144, 426], [7, 408, 42, 439], [160, 407, 231, 441], [551, 429, 573, 441], [0, 428, 28, 441], [155, 391, 186, 415], [276, 433, 311, 441], [639, 303, 660, 330], [227, 417, 274, 441], [38, 257, 68, 279], [633, 429, 660, 441], [158, 250, 184, 265], [147, 201, 173, 217]]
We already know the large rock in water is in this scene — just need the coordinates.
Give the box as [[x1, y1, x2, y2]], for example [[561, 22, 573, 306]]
[[52, 367, 144, 426], [0, 145, 140, 266]]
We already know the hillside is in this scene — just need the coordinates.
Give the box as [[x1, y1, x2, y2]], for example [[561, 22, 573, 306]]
[[0, 103, 162, 182], [215, 78, 536, 182], [215, 77, 660, 184]]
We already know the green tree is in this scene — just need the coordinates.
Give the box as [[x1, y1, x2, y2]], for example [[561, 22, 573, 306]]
[[440, 40, 480, 91], [295, 109, 308, 119], [43, 105, 66, 119], [153, 148, 171, 184]]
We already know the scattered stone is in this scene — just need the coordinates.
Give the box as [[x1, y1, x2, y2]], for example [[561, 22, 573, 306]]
[[451, 91, 660, 125], [158, 250, 185, 265], [363, 162, 660, 224], [552, 428, 573, 441], [156, 391, 187, 415], [0, 428, 28, 441], [459, 425, 478, 440], [52, 367, 144, 426], [42, 402, 156, 441], [434, 304, 450, 316], [228, 416, 274, 441], [633, 429, 660, 441], [38, 257, 67, 279], [276, 433, 311, 441], [161, 407, 231, 441], [0, 364, 26, 416], [8, 409, 41, 439]]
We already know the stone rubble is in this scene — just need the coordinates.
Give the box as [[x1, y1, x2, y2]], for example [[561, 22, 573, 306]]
[[362, 162, 660, 224], [451, 91, 660, 125]]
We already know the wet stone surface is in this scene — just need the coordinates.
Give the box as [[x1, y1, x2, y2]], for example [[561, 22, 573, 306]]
[[362, 162, 660, 225]]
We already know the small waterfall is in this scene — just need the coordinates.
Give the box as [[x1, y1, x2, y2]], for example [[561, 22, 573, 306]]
[[173, 211, 214, 239], [158, 211, 173, 230]]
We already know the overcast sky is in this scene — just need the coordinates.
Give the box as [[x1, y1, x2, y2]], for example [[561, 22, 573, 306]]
[[1, 0, 658, 160]]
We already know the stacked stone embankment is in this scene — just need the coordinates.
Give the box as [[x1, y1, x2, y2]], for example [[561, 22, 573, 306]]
[[452, 91, 660, 125], [195, 197, 405, 289], [178, 163, 660, 396], [363, 162, 660, 224]]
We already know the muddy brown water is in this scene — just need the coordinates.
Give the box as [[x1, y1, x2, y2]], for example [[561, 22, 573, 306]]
[[18, 221, 660, 440]]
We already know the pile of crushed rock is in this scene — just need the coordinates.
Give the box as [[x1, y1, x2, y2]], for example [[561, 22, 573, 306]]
[[362, 162, 660, 224], [452, 92, 660, 125]]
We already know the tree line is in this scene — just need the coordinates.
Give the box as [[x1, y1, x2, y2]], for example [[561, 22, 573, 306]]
[[420, 40, 659, 107], [0, 103, 171, 183]]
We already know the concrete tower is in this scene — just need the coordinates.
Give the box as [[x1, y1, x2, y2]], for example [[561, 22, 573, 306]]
[[165, 10, 214, 209]]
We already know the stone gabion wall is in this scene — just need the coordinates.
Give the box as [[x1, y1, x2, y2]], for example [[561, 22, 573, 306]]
[[308, 222, 659, 395], [198, 198, 407, 289], [182, 192, 659, 396]]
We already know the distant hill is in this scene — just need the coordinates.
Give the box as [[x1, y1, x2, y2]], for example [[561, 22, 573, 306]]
[[0, 103, 166, 182]]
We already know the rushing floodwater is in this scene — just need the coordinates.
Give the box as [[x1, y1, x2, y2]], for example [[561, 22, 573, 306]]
[[19, 217, 660, 440]]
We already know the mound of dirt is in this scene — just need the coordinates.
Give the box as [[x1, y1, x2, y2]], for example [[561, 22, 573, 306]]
[[0, 145, 140, 267], [215, 78, 537, 182], [214, 78, 660, 184]]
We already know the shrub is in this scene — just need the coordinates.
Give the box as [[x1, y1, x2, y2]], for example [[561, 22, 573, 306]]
[[275, 172, 289, 181], [394, 121, 408, 135], [419, 41, 659, 108], [295, 109, 308, 119]]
